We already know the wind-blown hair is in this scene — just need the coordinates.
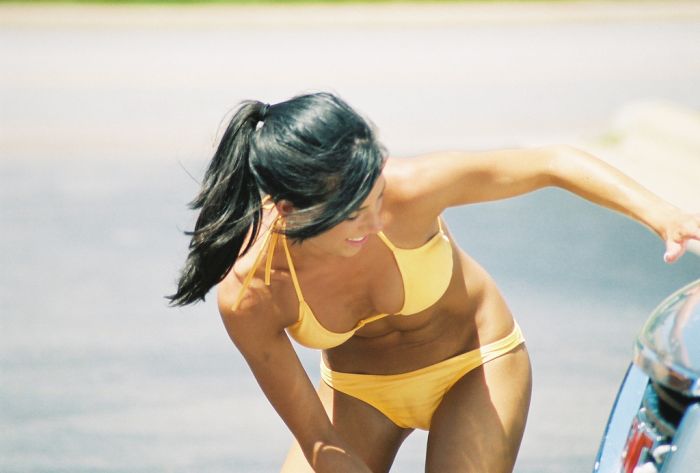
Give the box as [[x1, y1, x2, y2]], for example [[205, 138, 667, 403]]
[[168, 92, 386, 306]]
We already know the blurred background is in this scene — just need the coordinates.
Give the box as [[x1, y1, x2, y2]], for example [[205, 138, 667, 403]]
[[1, 1, 699, 472]]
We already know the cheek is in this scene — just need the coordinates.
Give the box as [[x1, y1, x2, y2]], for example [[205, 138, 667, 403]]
[[318, 221, 358, 246], [310, 224, 342, 243], [334, 220, 362, 238]]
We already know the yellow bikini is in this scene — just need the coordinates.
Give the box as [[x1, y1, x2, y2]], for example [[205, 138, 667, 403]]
[[321, 323, 524, 430], [232, 215, 524, 430], [289, 220, 453, 349], [233, 218, 454, 349]]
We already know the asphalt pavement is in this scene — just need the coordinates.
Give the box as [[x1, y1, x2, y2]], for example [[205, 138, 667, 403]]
[[2, 2, 699, 472]]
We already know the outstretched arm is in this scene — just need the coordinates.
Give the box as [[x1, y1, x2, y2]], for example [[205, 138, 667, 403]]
[[390, 145, 699, 262]]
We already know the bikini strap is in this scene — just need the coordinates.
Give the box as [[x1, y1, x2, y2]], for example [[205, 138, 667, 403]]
[[231, 226, 274, 311], [280, 233, 305, 303], [377, 217, 443, 250], [262, 195, 275, 211], [263, 216, 284, 286], [376, 230, 396, 250], [264, 231, 278, 286]]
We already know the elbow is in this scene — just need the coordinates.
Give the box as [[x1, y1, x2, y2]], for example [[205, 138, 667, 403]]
[[542, 144, 585, 187]]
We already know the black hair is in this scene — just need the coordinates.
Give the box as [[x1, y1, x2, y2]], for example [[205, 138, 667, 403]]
[[167, 92, 386, 306]]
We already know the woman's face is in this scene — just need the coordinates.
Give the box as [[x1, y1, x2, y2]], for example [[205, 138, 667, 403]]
[[301, 175, 386, 258]]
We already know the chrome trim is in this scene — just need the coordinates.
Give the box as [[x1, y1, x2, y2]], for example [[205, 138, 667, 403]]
[[634, 279, 700, 397], [641, 384, 677, 438], [660, 404, 700, 472], [634, 345, 700, 397], [593, 364, 649, 472], [632, 406, 671, 467]]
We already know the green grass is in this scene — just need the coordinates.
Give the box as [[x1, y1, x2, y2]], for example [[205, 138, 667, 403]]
[[0, 0, 579, 5]]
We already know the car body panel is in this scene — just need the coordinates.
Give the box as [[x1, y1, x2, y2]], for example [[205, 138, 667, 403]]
[[593, 279, 700, 473]]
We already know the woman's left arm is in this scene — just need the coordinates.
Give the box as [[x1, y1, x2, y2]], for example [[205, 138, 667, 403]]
[[396, 145, 700, 262]]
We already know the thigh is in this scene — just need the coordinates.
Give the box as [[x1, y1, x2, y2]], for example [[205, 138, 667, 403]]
[[426, 344, 532, 473], [280, 381, 412, 473]]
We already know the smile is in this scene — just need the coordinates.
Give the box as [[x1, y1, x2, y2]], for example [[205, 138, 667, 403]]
[[346, 236, 368, 245]]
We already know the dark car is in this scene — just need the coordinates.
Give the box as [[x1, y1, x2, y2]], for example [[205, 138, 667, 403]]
[[593, 279, 700, 473]]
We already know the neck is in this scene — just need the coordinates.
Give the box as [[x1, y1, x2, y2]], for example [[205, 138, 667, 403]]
[[284, 235, 349, 271]]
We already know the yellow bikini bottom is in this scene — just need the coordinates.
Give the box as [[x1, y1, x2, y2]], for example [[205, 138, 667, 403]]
[[320, 323, 525, 431]]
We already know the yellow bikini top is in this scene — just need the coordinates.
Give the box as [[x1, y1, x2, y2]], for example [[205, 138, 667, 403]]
[[232, 218, 453, 350]]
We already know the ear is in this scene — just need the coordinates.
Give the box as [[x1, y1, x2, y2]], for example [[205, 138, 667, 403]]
[[275, 199, 295, 217]]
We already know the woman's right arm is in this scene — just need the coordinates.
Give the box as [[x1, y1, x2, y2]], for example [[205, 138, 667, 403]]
[[217, 292, 372, 473]]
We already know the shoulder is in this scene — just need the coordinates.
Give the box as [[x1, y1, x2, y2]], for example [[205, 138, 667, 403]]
[[377, 156, 446, 241], [382, 153, 458, 204], [217, 269, 252, 319], [381, 155, 448, 222], [382, 156, 420, 201], [216, 211, 295, 332], [217, 266, 290, 339]]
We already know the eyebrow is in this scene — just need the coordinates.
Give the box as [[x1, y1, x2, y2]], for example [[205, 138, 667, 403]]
[[355, 182, 387, 212]]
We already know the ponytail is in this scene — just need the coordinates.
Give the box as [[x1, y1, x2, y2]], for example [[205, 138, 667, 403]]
[[168, 92, 386, 305], [167, 101, 268, 306]]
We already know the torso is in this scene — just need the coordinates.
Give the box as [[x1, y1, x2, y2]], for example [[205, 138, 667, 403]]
[[219, 160, 516, 376], [325, 244, 515, 374]]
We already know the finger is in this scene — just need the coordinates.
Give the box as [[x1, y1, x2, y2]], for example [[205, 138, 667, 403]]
[[664, 239, 687, 264]]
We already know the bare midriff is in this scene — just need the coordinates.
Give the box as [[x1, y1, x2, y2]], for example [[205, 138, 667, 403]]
[[323, 249, 517, 376]]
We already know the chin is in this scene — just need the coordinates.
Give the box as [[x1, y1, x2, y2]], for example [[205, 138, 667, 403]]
[[341, 243, 366, 257], [342, 248, 362, 257]]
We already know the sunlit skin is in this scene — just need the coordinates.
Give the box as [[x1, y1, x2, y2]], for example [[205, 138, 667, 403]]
[[217, 146, 700, 473]]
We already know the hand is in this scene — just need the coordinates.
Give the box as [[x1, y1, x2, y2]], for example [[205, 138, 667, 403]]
[[661, 211, 700, 263], [312, 442, 374, 473]]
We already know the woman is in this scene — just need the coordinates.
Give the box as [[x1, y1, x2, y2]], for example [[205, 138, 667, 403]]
[[168, 92, 699, 473]]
